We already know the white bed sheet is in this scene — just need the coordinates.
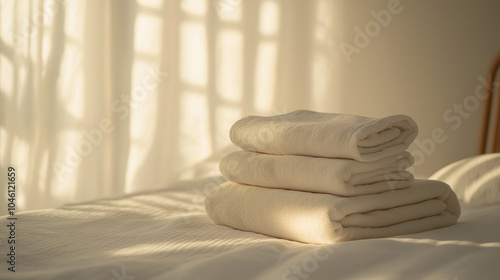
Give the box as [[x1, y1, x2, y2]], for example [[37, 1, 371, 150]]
[[1, 175, 499, 280]]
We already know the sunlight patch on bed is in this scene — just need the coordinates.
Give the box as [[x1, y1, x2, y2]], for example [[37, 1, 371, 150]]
[[110, 243, 168, 256], [386, 237, 500, 248], [109, 238, 252, 257]]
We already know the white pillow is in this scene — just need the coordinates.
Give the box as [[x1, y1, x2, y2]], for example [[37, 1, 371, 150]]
[[430, 153, 500, 206]]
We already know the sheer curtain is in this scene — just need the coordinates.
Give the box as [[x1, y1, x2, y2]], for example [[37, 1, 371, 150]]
[[4, 0, 497, 212], [1, 0, 339, 211]]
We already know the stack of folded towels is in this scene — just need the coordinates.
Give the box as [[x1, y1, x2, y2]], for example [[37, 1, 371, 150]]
[[205, 110, 461, 244]]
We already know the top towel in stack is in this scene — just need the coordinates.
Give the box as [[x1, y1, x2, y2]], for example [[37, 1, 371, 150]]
[[205, 110, 461, 244], [229, 110, 418, 162]]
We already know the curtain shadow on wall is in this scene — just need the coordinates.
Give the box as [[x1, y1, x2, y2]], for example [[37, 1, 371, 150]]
[[0, 0, 342, 211]]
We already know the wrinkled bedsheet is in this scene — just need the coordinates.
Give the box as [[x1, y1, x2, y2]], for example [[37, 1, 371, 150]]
[[1, 176, 499, 280]]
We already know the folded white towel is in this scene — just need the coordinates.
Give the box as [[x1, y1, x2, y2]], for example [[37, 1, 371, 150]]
[[205, 179, 460, 244], [220, 150, 414, 196], [230, 110, 418, 162]]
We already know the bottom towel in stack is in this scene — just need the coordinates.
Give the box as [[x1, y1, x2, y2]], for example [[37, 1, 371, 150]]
[[205, 179, 461, 244]]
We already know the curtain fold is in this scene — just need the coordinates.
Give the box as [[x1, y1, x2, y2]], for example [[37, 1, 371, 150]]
[[2, 0, 498, 211], [1, 0, 324, 211]]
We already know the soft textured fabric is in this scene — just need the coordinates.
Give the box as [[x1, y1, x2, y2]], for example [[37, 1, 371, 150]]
[[230, 110, 418, 162], [220, 150, 414, 196], [430, 153, 500, 206], [0, 176, 498, 280], [205, 179, 460, 244], [4, 1, 498, 213]]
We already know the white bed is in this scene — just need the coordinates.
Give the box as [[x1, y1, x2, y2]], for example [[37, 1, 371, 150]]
[[1, 168, 500, 280], [4, 61, 500, 279]]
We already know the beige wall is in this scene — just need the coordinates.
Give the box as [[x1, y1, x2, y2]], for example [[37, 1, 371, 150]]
[[271, 0, 500, 178], [340, 0, 500, 178]]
